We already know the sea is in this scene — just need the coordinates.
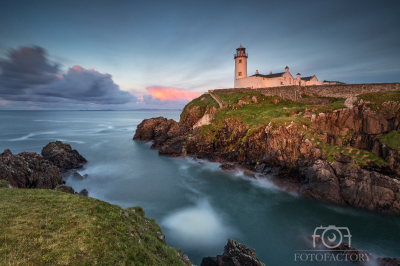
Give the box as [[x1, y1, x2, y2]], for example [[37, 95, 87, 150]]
[[0, 110, 399, 265]]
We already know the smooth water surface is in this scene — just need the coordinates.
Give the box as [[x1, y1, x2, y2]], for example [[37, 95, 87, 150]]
[[0, 111, 399, 265]]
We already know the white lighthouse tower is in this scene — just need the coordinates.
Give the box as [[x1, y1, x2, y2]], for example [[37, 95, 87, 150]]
[[234, 45, 248, 87]]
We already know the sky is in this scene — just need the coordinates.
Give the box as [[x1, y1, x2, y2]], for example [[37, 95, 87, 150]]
[[0, 0, 399, 110]]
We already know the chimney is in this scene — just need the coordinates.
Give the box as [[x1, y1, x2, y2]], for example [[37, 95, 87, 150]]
[[270, 71, 273, 74], [255, 70, 259, 74], [297, 73, 301, 79], [285, 66, 289, 73]]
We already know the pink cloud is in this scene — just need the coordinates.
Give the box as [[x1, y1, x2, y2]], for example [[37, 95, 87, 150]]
[[146, 86, 201, 101]]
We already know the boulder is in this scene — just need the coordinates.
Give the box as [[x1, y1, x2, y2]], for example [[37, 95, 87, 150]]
[[55, 185, 75, 194], [273, 98, 281, 105], [238, 100, 249, 107], [78, 189, 89, 197], [334, 154, 355, 164], [42, 141, 87, 172], [201, 239, 265, 266], [243, 170, 256, 178], [220, 163, 236, 170]]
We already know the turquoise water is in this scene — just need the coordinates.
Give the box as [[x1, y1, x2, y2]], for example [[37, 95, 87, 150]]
[[0, 110, 399, 265]]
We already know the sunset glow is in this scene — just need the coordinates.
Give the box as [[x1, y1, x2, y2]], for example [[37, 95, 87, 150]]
[[147, 87, 201, 101]]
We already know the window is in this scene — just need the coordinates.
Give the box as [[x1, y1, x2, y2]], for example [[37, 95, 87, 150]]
[[289, 78, 292, 84], [238, 72, 242, 76], [239, 59, 242, 63], [284, 77, 286, 81]]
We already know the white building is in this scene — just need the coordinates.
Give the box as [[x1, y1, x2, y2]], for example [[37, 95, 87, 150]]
[[234, 45, 323, 88]]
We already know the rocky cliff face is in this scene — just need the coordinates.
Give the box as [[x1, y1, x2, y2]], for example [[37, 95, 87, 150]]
[[134, 91, 400, 214], [299, 160, 400, 213]]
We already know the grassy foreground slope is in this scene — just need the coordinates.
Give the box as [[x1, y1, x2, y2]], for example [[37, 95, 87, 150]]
[[0, 189, 190, 266]]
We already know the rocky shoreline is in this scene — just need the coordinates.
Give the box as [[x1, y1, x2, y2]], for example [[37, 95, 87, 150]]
[[133, 92, 400, 215], [0, 141, 88, 196]]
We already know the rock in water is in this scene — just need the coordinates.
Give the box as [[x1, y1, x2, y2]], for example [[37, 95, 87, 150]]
[[42, 141, 87, 172], [78, 189, 89, 197], [0, 149, 62, 189], [201, 239, 265, 266]]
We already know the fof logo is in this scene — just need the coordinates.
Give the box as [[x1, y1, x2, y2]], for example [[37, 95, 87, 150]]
[[294, 225, 370, 262], [312, 225, 352, 249]]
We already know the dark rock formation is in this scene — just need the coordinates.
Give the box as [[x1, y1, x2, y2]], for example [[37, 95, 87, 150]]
[[299, 160, 344, 205], [0, 149, 62, 189], [78, 189, 89, 196], [133, 117, 188, 156], [55, 184, 75, 194], [377, 257, 400, 266], [299, 160, 400, 214], [42, 141, 87, 172], [201, 239, 265, 266], [220, 163, 236, 171], [133, 117, 170, 141], [55, 185, 89, 197]]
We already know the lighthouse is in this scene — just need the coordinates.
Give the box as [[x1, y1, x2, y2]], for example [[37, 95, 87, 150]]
[[234, 45, 248, 87]]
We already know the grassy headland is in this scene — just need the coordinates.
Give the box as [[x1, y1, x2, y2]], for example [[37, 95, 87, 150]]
[[0, 189, 190, 265], [183, 89, 400, 169]]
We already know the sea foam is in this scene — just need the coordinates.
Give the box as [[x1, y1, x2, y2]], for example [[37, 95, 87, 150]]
[[161, 199, 235, 249]]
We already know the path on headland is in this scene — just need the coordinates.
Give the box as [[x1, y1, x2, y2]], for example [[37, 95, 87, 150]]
[[208, 90, 226, 109]]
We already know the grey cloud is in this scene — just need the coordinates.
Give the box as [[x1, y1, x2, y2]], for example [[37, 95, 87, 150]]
[[0, 46, 59, 90], [0, 46, 137, 104]]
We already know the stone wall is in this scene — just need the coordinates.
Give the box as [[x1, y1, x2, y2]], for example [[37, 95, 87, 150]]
[[212, 83, 400, 102], [210, 88, 252, 94], [255, 86, 300, 101], [300, 83, 400, 98]]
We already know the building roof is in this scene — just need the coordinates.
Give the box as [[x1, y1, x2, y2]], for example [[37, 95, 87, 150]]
[[250, 72, 285, 78], [323, 80, 345, 84], [301, 76, 315, 81]]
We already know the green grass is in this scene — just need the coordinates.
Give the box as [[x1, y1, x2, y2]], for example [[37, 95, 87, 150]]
[[317, 142, 387, 167], [179, 94, 219, 123], [198, 97, 312, 140], [314, 99, 347, 114], [0, 189, 190, 266], [214, 91, 266, 106], [378, 130, 400, 151], [358, 90, 400, 113], [301, 95, 345, 102], [0, 180, 8, 188]]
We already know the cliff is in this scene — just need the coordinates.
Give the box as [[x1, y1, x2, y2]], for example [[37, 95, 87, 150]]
[[134, 89, 400, 214]]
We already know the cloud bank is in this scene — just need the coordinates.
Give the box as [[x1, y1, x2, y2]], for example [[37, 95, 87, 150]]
[[0, 46, 137, 105]]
